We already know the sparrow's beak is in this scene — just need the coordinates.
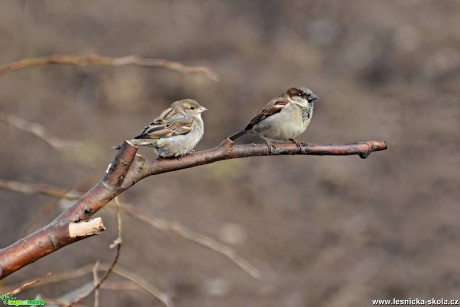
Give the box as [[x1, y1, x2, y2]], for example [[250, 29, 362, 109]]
[[198, 106, 208, 113], [308, 93, 319, 102]]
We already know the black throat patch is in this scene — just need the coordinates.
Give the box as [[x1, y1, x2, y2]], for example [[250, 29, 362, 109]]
[[299, 103, 313, 121]]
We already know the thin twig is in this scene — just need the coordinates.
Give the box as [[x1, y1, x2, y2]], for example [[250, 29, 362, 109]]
[[0, 54, 219, 81], [6, 272, 51, 295], [108, 266, 174, 307], [99, 281, 140, 291], [67, 197, 123, 307], [0, 111, 82, 151], [1, 263, 171, 306], [51, 282, 94, 306], [0, 179, 81, 200], [92, 262, 100, 307], [45, 300, 87, 307], [120, 203, 260, 279]]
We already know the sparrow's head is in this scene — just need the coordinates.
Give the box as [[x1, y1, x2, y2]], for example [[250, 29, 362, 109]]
[[285, 87, 319, 107], [172, 99, 207, 118]]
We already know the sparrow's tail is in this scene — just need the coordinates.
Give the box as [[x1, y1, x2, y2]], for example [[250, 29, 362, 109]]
[[228, 130, 248, 141]]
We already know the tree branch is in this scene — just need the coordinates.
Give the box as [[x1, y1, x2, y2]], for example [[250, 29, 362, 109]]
[[0, 139, 387, 279], [0, 54, 219, 81]]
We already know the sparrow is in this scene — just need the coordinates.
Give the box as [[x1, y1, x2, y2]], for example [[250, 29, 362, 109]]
[[126, 99, 207, 158], [228, 86, 318, 149]]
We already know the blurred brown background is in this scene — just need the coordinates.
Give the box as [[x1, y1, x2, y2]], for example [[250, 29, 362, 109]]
[[1, 1, 459, 306]]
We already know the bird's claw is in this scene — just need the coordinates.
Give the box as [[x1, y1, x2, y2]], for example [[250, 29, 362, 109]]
[[289, 139, 302, 151], [266, 140, 277, 154]]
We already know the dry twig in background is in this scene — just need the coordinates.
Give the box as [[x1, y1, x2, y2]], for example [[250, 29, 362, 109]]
[[41, 298, 86, 307], [6, 272, 51, 296], [0, 54, 219, 81], [0, 111, 82, 151], [0, 179, 80, 200], [107, 265, 173, 307], [0, 139, 387, 279], [0, 263, 171, 306], [98, 281, 140, 291], [120, 203, 261, 279], [92, 262, 100, 307]]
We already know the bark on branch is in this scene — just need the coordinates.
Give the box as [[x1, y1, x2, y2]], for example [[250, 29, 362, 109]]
[[0, 139, 387, 279]]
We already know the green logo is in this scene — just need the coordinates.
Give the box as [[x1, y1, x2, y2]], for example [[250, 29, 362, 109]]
[[0, 294, 45, 306]]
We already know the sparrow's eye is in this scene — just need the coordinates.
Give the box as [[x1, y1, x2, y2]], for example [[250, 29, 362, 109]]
[[190, 106, 195, 110]]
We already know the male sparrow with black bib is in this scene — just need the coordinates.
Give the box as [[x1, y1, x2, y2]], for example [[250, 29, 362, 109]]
[[228, 86, 318, 148]]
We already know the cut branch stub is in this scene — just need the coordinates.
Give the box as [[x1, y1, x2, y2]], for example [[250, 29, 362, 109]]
[[0, 221, 103, 278]]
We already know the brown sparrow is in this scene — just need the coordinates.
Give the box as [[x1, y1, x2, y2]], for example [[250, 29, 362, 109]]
[[126, 99, 207, 158], [228, 86, 318, 148]]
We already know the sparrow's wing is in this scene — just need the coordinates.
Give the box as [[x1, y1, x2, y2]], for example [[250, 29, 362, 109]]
[[154, 107, 176, 123], [134, 107, 180, 138], [140, 107, 175, 128], [134, 116, 194, 139], [244, 97, 289, 130]]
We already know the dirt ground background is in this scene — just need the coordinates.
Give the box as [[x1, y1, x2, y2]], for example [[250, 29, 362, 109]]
[[1, 1, 459, 306]]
